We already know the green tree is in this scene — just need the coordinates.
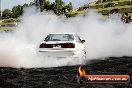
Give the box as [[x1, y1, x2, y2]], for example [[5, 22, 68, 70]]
[[23, 3, 29, 8], [38, 0, 44, 11], [50, 2, 55, 10], [2, 9, 12, 18], [12, 5, 23, 18], [54, 0, 64, 15], [67, 2, 73, 11], [43, 0, 51, 11], [34, 0, 39, 8], [63, 2, 73, 13], [39, 0, 51, 11], [35, 0, 73, 16]]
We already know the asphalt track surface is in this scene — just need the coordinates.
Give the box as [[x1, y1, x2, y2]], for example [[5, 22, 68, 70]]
[[0, 57, 132, 88]]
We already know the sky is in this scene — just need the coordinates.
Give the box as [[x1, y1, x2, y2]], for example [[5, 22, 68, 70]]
[[1, 0, 96, 10], [1, 0, 32, 10]]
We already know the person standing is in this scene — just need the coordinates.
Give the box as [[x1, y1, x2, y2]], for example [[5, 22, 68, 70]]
[[122, 13, 130, 23]]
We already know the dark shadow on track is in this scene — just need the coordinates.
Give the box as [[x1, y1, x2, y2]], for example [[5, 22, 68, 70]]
[[0, 56, 132, 88]]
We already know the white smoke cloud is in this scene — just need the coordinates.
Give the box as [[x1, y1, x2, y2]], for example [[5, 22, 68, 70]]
[[0, 7, 132, 68]]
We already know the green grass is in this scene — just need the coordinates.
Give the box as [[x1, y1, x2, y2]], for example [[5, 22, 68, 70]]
[[0, 27, 16, 30], [0, 18, 17, 30], [128, 13, 132, 15], [68, 4, 132, 15], [2, 18, 17, 22], [0, 22, 16, 25], [89, 0, 129, 6], [95, 5, 132, 11], [69, 0, 132, 15]]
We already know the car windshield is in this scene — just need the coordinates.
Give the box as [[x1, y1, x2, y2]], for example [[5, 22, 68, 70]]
[[45, 34, 74, 41]]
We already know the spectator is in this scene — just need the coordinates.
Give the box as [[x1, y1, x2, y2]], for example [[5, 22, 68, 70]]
[[121, 13, 130, 23]]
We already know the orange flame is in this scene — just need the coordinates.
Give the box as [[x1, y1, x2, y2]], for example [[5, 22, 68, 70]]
[[78, 66, 86, 76]]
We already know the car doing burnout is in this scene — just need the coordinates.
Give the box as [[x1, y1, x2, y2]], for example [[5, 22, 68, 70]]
[[39, 33, 86, 64]]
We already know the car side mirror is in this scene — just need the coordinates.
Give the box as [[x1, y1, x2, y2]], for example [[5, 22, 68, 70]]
[[82, 40, 85, 43]]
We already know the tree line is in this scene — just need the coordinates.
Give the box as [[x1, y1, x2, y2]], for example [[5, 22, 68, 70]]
[[0, 0, 73, 19], [36, 0, 73, 15]]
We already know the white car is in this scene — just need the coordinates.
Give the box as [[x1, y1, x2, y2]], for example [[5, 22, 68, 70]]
[[39, 33, 86, 64]]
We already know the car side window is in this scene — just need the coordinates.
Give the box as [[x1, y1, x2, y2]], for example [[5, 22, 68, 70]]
[[75, 35, 82, 43]]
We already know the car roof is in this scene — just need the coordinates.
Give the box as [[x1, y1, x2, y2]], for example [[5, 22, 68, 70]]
[[49, 33, 76, 35]]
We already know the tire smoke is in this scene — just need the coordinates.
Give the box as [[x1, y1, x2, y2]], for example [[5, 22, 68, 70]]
[[0, 7, 132, 68]]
